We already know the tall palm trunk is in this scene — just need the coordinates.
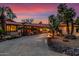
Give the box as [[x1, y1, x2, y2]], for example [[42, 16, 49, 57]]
[[0, 13, 5, 34], [52, 30, 55, 38], [66, 21, 70, 34], [71, 19, 74, 35], [0, 11, 5, 39]]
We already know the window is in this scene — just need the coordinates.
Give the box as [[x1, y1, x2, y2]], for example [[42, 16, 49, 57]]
[[11, 25, 16, 31], [6, 25, 17, 32], [76, 27, 79, 32], [6, 25, 11, 31]]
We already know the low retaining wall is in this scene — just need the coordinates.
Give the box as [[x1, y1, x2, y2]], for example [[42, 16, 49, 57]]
[[47, 39, 79, 56]]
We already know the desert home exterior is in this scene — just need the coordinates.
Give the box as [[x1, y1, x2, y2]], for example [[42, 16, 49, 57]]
[[0, 18, 79, 38], [0, 19, 50, 37], [59, 22, 79, 36]]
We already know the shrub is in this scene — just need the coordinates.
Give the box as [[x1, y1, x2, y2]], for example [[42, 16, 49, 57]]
[[0, 29, 4, 34]]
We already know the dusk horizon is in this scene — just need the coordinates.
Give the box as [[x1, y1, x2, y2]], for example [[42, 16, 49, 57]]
[[0, 3, 79, 24]]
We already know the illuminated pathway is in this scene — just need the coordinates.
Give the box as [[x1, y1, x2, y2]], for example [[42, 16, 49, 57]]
[[0, 33, 66, 56]]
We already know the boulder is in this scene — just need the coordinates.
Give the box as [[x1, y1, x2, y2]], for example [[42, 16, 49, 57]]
[[65, 35, 77, 40]]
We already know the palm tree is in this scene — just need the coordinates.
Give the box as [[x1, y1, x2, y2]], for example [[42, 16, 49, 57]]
[[48, 15, 55, 38], [0, 7, 16, 30], [0, 7, 5, 34], [58, 3, 70, 34], [0, 6, 16, 39], [75, 17, 79, 32], [0, 7, 6, 39], [68, 8, 76, 35], [57, 4, 76, 37], [5, 7, 16, 19]]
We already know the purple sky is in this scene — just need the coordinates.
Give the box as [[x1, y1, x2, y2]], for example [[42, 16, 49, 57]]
[[0, 3, 79, 23]]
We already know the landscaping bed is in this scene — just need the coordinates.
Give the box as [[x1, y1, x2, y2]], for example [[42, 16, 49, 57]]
[[47, 38, 79, 56], [0, 34, 22, 42]]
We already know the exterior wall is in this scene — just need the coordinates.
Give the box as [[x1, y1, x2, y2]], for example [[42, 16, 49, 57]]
[[5, 24, 21, 37], [59, 26, 67, 34], [59, 25, 79, 36], [4, 22, 79, 36], [74, 26, 79, 36]]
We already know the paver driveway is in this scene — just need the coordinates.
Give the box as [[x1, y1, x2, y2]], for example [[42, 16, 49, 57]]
[[0, 33, 66, 56]]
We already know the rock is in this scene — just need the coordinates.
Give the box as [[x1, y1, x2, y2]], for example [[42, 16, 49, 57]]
[[63, 39, 69, 42], [65, 35, 77, 40], [73, 48, 79, 56], [47, 37, 79, 56]]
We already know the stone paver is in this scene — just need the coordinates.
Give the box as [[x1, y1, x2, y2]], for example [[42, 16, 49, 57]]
[[0, 33, 66, 56]]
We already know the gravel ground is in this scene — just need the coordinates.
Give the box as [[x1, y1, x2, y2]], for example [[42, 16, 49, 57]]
[[0, 33, 66, 56]]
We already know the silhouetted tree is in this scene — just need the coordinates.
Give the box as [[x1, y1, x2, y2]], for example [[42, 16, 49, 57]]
[[48, 15, 56, 38], [0, 6, 16, 39], [26, 18, 33, 24], [58, 4, 76, 36], [5, 7, 16, 19], [75, 17, 79, 32], [39, 21, 42, 24]]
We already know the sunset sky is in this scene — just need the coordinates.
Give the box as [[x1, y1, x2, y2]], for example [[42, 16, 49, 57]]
[[0, 3, 79, 24]]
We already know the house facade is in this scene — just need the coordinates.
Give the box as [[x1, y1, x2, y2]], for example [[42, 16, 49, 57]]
[[0, 19, 79, 36], [59, 23, 79, 36]]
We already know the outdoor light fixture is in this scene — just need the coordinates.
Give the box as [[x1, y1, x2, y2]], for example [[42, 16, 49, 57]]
[[47, 32, 52, 38]]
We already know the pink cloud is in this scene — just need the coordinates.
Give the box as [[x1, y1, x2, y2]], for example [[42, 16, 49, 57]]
[[10, 4, 57, 14]]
